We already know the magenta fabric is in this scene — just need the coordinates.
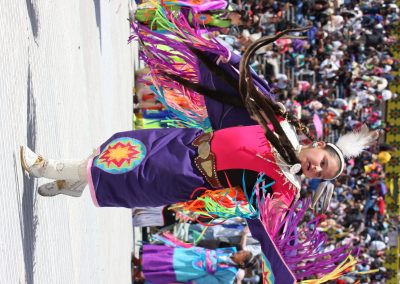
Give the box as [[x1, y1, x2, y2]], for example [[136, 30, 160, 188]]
[[211, 125, 297, 207]]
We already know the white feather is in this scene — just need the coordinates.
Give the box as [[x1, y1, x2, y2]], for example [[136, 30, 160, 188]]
[[335, 125, 377, 158]]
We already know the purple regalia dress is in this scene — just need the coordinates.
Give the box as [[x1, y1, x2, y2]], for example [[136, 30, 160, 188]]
[[87, 128, 206, 207]]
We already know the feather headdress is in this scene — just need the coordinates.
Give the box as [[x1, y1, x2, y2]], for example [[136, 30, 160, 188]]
[[326, 125, 382, 179]]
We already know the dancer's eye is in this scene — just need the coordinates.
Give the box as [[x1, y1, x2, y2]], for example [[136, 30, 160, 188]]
[[320, 157, 326, 168]]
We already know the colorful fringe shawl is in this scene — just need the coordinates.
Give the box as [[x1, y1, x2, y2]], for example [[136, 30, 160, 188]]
[[170, 186, 258, 224], [130, 1, 231, 131], [171, 173, 358, 283]]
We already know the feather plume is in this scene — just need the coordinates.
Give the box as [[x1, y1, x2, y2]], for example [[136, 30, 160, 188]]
[[335, 125, 380, 158]]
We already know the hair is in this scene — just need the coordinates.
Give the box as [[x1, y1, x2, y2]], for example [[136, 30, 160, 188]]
[[164, 28, 314, 173], [237, 29, 317, 167], [239, 251, 258, 269]]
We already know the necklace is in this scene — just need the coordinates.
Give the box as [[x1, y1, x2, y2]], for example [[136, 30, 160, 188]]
[[256, 153, 302, 175]]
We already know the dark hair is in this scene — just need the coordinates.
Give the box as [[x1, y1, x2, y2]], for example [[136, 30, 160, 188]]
[[239, 252, 258, 269], [235, 250, 258, 269], [237, 29, 315, 167]]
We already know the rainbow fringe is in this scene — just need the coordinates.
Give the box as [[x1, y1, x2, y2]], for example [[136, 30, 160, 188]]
[[170, 186, 257, 224], [130, 1, 229, 131]]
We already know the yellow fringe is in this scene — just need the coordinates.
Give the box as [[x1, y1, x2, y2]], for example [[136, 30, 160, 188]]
[[355, 269, 380, 275], [193, 223, 210, 246], [299, 255, 357, 284]]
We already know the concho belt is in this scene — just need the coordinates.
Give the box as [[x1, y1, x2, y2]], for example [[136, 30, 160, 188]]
[[192, 132, 222, 189]]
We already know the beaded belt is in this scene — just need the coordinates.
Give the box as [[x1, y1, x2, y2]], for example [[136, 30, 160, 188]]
[[192, 132, 222, 189]]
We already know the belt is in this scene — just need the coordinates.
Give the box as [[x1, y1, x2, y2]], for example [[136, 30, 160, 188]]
[[192, 132, 222, 189]]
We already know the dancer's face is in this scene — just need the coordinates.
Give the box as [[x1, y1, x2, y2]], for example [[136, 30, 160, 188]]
[[298, 142, 341, 179]]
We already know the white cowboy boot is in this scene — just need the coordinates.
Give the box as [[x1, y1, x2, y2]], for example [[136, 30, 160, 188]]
[[38, 180, 87, 197], [20, 145, 87, 182]]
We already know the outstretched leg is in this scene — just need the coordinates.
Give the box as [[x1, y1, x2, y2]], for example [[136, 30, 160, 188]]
[[20, 146, 89, 197]]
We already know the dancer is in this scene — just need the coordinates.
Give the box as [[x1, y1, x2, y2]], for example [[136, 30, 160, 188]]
[[19, 5, 382, 282], [20, 3, 382, 210], [20, 106, 381, 210], [136, 245, 256, 284], [20, 12, 382, 209]]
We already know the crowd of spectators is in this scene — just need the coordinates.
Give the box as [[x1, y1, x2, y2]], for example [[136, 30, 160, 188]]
[[213, 0, 399, 282]]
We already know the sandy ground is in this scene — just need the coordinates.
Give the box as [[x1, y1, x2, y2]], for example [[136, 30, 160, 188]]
[[0, 0, 138, 283]]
